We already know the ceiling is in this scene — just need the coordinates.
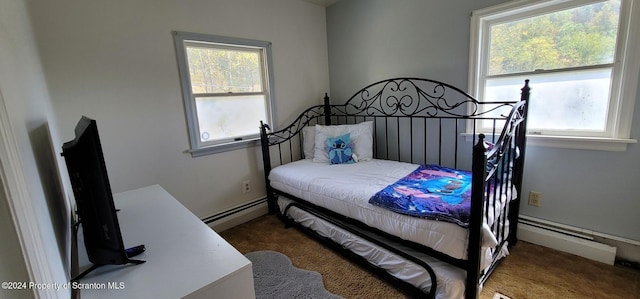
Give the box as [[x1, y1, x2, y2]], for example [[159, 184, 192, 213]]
[[301, 0, 341, 7]]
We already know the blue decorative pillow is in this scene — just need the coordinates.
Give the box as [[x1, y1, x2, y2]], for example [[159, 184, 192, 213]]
[[325, 133, 355, 164]]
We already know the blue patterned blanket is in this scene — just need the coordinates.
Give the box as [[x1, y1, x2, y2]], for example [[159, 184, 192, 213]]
[[368, 164, 473, 227]]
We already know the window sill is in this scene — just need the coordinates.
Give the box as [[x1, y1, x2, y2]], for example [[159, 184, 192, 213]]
[[186, 138, 259, 157], [461, 133, 637, 152], [526, 135, 636, 152]]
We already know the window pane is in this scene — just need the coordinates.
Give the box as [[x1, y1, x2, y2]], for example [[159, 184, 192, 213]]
[[485, 68, 612, 132], [195, 95, 267, 142], [186, 45, 263, 93], [488, 0, 620, 75]]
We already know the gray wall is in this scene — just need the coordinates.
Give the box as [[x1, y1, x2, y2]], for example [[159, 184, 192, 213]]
[[327, 0, 640, 241], [26, 0, 330, 219]]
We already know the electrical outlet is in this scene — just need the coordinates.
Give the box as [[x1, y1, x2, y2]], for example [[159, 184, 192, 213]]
[[243, 180, 251, 194], [528, 191, 541, 207]]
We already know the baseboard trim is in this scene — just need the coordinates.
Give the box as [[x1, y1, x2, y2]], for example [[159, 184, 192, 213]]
[[518, 215, 640, 264], [203, 197, 268, 232], [517, 220, 617, 265]]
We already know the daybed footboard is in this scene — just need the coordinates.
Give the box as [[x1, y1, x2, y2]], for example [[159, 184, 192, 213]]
[[259, 78, 530, 298]]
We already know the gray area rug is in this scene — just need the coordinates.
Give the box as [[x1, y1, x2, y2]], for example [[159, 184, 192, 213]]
[[246, 250, 343, 299]]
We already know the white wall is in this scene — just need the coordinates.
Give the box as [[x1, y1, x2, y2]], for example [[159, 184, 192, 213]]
[[0, 0, 71, 297], [26, 0, 330, 218], [327, 0, 640, 241]]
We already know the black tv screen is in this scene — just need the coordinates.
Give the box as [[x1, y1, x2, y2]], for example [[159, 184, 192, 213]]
[[62, 116, 129, 267]]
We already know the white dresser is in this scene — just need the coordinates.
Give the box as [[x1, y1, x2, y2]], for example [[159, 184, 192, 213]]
[[77, 185, 255, 298]]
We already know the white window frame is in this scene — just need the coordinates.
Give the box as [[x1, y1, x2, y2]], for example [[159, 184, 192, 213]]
[[173, 31, 276, 157], [469, 0, 640, 151]]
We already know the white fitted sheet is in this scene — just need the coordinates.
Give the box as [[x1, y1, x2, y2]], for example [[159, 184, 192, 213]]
[[269, 159, 503, 260]]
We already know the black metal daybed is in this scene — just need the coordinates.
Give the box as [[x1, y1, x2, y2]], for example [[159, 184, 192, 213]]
[[259, 78, 530, 298]]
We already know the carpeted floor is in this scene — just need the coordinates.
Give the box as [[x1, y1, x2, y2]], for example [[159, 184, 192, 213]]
[[220, 214, 640, 298]]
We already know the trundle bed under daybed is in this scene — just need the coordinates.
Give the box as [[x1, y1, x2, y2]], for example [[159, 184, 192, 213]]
[[259, 78, 530, 298]]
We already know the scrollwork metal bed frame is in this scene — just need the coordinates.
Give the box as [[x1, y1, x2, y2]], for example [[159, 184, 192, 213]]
[[259, 78, 530, 298]]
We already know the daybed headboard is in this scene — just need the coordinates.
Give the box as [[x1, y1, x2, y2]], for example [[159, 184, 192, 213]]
[[261, 78, 528, 163], [259, 77, 529, 210]]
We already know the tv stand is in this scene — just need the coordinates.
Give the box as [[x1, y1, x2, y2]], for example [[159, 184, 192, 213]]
[[71, 217, 147, 282], [76, 185, 255, 298], [72, 258, 145, 282]]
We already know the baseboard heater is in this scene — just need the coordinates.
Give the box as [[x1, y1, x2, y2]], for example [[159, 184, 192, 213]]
[[517, 215, 617, 265], [202, 197, 268, 232]]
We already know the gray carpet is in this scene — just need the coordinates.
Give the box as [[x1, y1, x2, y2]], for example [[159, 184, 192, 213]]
[[246, 250, 343, 299]]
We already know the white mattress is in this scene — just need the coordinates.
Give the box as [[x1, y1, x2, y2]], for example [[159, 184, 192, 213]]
[[269, 159, 503, 260]]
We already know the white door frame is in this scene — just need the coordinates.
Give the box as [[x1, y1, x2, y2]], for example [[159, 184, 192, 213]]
[[0, 88, 56, 298]]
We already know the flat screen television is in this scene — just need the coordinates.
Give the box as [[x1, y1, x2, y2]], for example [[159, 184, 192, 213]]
[[62, 116, 144, 280]]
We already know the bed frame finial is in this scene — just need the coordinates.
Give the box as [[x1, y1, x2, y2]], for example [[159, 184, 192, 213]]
[[522, 79, 530, 99], [476, 133, 486, 150], [323, 93, 331, 125]]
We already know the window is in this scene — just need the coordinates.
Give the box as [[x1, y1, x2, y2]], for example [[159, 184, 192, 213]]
[[174, 32, 275, 156], [469, 0, 639, 151]]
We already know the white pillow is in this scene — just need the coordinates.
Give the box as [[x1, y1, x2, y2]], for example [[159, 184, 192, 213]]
[[312, 121, 374, 163], [302, 126, 316, 159]]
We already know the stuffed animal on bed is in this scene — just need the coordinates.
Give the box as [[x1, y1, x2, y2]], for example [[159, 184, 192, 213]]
[[326, 133, 355, 164]]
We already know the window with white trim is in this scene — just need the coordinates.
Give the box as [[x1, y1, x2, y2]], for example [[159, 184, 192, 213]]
[[174, 32, 275, 156], [469, 0, 639, 151]]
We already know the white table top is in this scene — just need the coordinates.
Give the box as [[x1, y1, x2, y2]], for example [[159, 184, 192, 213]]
[[77, 185, 253, 298]]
